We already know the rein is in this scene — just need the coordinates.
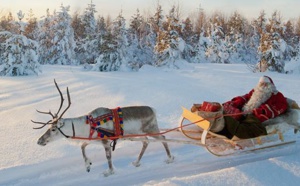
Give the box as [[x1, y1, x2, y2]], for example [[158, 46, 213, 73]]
[[57, 110, 247, 142]]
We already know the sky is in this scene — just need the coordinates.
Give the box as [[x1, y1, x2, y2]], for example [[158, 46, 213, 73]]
[[0, 0, 300, 22]]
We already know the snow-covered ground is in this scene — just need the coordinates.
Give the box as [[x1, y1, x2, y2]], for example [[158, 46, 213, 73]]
[[1, 63, 300, 186]]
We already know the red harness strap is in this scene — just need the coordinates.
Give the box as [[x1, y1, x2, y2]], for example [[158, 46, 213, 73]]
[[112, 107, 124, 137], [85, 107, 123, 139]]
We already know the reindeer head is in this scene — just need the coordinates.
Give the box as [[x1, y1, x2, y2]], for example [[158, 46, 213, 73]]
[[32, 79, 71, 146]]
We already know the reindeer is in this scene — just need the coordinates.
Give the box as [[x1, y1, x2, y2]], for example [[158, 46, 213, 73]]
[[33, 80, 174, 177]]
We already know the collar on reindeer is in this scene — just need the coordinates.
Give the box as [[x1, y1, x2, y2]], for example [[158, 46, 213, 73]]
[[57, 122, 75, 138]]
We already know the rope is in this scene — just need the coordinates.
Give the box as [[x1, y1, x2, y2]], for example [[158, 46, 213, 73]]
[[70, 112, 247, 141]]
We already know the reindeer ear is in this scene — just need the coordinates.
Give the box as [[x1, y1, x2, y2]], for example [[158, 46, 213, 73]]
[[57, 120, 64, 128]]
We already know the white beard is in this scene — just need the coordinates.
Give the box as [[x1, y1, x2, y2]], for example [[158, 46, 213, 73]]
[[242, 83, 277, 112]]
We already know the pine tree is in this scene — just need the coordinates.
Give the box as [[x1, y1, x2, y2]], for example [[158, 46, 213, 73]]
[[93, 11, 128, 71], [97, 16, 107, 35], [24, 9, 38, 40], [194, 4, 207, 38], [282, 20, 297, 60], [181, 17, 196, 62], [154, 6, 184, 68], [294, 17, 300, 58], [194, 32, 210, 63], [245, 11, 268, 70], [227, 11, 247, 63], [37, 9, 56, 64], [0, 12, 18, 33], [127, 9, 143, 69], [150, 3, 164, 35], [205, 15, 229, 63], [0, 31, 40, 76], [51, 4, 76, 65], [257, 11, 285, 72], [71, 11, 85, 40], [75, 1, 98, 64]]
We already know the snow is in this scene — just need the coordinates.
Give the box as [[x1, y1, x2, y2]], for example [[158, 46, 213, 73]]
[[1, 62, 300, 185]]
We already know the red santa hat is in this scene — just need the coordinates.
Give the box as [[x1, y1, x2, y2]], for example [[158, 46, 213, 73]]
[[259, 76, 274, 85]]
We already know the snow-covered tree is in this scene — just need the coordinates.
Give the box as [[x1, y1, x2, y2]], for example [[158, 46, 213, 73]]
[[71, 11, 85, 40], [79, 1, 98, 64], [205, 17, 230, 63], [0, 12, 18, 33], [37, 9, 56, 64], [127, 9, 146, 69], [282, 20, 297, 60], [52, 4, 76, 65], [194, 5, 207, 37], [154, 6, 184, 68], [16, 10, 25, 35], [257, 11, 286, 72], [97, 16, 107, 35], [245, 11, 268, 70], [93, 11, 129, 71], [24, 9, 39, 40], [226, 11, 247, 63], [150, 3, 164, 35], [38, 5, 75, 65], [194, 32, 210, 63], [0, 31, 40, 76], [181, 17, 197, 62]]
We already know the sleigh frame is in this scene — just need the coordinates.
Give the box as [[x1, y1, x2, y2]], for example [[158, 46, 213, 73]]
[[179, 105, 299, 156]]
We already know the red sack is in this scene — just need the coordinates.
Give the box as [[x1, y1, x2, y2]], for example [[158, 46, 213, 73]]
[[191, 101, 224, 133], [200, 101, 222, 112]]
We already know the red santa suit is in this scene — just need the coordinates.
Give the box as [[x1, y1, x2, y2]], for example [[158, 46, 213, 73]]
[[223, 76, 288, 123]]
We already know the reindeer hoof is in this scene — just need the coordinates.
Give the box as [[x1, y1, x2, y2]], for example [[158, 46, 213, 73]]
[[103, 169, 114, 177], [85, 159, 92, 172], [165, 155, 175, 164], [132, 161, 141, 167]]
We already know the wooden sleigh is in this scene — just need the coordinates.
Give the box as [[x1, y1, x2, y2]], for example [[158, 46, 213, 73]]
[[179, 103, 300, 156]]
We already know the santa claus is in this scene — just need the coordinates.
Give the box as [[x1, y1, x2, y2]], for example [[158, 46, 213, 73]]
[[219, 76, 288, 139]]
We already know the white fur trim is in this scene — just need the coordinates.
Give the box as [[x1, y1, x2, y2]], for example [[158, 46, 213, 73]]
[[265, 104, 275, 118], [259, 76, 272, 84]]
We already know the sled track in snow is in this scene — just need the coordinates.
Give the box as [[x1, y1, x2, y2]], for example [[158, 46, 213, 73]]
[[0, 141, 298, 186]]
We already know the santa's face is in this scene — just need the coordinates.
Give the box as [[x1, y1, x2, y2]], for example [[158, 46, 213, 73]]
[[259, 82, 269, 88]]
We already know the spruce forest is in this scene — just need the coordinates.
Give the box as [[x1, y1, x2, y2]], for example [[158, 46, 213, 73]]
[[0, 2, 300, 76]]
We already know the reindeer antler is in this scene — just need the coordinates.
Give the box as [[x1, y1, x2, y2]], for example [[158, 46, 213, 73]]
[[54, 79, 71, 120], [32, 79, 71, 129], [36, 110, 55, 118], [57, 87, 71, 120], [32, 119, 52, 129], [54, 79, 64, 116]]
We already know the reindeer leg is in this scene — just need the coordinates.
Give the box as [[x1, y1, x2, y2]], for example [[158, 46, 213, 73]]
[[102, 140, 114, 177], [132, 137, 149, 167], [152, 135, 174, 164], [81, 142, 92, 172]]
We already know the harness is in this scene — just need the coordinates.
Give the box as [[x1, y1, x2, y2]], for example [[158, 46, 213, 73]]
[[85, 107, 124, 150], [57, 107, 124, 151]]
